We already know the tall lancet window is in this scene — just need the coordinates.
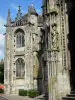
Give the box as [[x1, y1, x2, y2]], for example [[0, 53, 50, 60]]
[[16, 30, 25, 48], [16, 58, 25, 78]]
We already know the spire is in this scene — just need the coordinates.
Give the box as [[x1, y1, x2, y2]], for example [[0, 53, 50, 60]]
[[15, 5, 22, 21], [28, 4, 37, 15], [18, 5, 21, 14], [7, 9, 11, 25]]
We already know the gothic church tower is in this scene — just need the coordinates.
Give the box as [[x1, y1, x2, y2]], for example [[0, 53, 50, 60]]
[[4, 5, 43, 94]]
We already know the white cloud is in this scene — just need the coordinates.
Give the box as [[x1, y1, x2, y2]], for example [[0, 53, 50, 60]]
[[0, 50, 2, 56], [0, 17, 5, 60], [36, 9, 42, 14], [11, 3, 25, 14], [0, 50, 4, 59], [0, 34, 4, 41], [0, 17, 6, 34], [0, 34, 5, 60], [0, 34, 5, 47], [11, 3, 18, 11]]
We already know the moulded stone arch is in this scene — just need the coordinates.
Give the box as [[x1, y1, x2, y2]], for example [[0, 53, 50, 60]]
[[16, 58, 25, 78], [12, 27, 26, 36], [14, 28, 25, 35], [15, 57, 25, 62], [14, 28, 25, 48]]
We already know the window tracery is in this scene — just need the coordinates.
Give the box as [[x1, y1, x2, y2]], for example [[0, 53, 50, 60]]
[[16, 31, 24, 48], [16, 58, 25, 78]]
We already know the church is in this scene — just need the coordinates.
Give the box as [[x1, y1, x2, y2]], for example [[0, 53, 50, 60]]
[[4, 0, 75, 100], [4, 4, 43, 94]]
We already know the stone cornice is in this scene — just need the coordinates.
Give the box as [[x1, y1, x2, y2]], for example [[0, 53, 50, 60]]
[[4, 22, 34, 27]]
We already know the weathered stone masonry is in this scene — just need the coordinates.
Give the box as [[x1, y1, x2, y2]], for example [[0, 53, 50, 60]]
[[4, 5, 43, 94]]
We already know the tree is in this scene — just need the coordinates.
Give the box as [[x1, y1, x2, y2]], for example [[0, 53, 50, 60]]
[[0, 63, 4, 84]]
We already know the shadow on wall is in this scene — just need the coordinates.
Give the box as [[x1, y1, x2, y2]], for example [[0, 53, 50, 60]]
[[0, 63, 4, 84], [68, 5, 75, 91], [36, 53, 44, 95]]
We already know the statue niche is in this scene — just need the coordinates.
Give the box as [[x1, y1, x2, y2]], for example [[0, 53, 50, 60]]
[[51, 23, 59, 50]]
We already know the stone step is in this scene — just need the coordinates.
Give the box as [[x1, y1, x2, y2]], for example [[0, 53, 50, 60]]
[[67, 94, 75, 97], [62, 91, 75, 100], [70, 91, 75, 94], [62, 97, 75, 100]]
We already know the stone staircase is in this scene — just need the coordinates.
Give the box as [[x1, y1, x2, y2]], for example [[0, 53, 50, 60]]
[[62, 91, 75, 100]]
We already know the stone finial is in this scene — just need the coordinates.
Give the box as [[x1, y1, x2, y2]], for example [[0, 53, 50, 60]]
[[28, 3, 37, 15], [18, 5, 21, 14], [8, 9, 10, 16], [7, 9, 11, 25], [15, 5, 22, 21]]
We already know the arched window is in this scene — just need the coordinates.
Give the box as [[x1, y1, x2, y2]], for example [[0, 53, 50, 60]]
[[16, 58, 25, 78], [16, 30, 24, 48]]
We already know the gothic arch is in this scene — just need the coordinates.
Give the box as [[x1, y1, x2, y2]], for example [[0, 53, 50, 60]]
[[16, 58, 25, 78], [14, 28, 25, 35], [14, 28, 25, 48]]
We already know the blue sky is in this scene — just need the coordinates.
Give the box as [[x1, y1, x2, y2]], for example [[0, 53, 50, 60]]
[[0, 0, 42, 60]]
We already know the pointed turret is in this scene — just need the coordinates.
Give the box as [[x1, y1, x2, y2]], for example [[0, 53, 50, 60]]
[[15, 5, 22, 21], [28, 4, 38, 15], [7, 9, 11, 25]]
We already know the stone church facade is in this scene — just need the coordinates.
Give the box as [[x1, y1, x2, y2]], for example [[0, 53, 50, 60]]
[[4, 5, 43, 94], [4, 0, 75, 100]]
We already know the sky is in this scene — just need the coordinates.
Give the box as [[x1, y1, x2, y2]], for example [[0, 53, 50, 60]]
[[0, 0, 42, 60]]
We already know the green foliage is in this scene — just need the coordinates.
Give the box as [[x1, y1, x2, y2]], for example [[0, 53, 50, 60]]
[[19, 89, 27, 96], [0, 89, 4, 93], [19, 89, 40, 98], [28, 89, 40, 98], [0, 63, 4, 83]]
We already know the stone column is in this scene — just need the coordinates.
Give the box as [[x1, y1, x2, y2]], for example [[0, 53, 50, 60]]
[[46, 0, 70, 100]]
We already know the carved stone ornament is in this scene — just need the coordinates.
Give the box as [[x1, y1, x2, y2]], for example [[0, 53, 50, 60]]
[[51, 23, 59, 50], [46, 17, 50, 27]]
